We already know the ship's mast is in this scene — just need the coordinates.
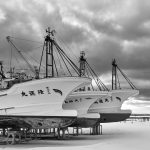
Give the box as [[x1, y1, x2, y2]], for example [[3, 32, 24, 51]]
[[79, 51, 86, 77], [112, 59, 136, 90], [112, 59, 117, 90], [78, 51, 109, 91], [45, 27, 55, 78]]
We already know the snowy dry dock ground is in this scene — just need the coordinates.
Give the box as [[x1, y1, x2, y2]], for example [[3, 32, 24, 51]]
[[0, 121, 150, 150]]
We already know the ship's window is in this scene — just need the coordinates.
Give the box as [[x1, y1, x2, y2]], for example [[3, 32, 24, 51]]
[[94, 101, 98, 104], [65, 101, 68, 103], [105, 98, 109, 102], [99, 99, 103, 103], [75, 99, 79, 102], [69, 100, 73, 103]]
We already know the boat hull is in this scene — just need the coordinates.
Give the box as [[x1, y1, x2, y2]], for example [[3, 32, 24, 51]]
[[88, 90, 139, 114], [0, 115, 76, 129], [99, 109, 131, 123], [70, 113, 100, 127], [88, 89, 138, 123], [0, 77, 91, 129], [63, 91, 109, 115], [63, 91, 108, 127], [70, 117, 100, 128]]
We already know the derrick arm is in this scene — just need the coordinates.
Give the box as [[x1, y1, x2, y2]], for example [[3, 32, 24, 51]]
[[6, 36, 36, 76]]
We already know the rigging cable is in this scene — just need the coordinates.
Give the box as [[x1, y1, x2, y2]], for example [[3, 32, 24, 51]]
[[39, 41, 46, 74], [116, 65, 137, 89], [56, 47, 72, 76], [6, 36, 36, 75], [56, 34, 79, 62], [54, 47, 66, 76], [86, 61, 109, 91], [85, 62, 102, 91], [53, 56, 59, 77], [54, 41, 80, 75], [85, 66, 94, 91], [9, 36, 43, 44]]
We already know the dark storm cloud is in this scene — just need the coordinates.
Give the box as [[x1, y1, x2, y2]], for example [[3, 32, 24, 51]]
[[0, 0, 150, 100], [85, 37, 122, 73], [52, 0, 150, 74]]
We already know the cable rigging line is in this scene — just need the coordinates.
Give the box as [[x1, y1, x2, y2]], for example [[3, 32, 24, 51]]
[[54, 41, 80, 75], [54, 47, 66, 76], [85, 62, 102, 91], [85, 61, 109, 91], [53, 56, 59, 77], [56, 33, 79, 62], [6, 36, 36, 75], [9, 36, 43, 44], [22, 52, 43, 68], [85, 66, 94, 91], [56, 48, 72, 76], [39, 41, 46, 74], [116, 65, 137, 89], [57, 48, 80, 76]]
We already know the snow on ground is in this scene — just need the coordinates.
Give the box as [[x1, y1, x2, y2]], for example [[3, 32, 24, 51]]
[[0, 121, 150, 150]]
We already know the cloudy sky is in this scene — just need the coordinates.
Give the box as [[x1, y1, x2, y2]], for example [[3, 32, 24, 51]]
[[0, 0, 150, 113]]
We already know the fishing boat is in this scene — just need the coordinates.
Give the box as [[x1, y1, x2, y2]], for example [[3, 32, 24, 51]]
[[0, 77, 91, 129], [0, 28, 92, 129], [88, 59, 139, 122], [88, 89, 139, 122], [65, 52, 139, 123], [63, 90, 109, 127]]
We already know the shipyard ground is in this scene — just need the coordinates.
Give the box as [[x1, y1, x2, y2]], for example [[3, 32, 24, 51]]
[[0, 121, 149, 150]]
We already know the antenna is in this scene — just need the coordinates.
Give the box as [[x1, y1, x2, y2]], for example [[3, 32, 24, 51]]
[[41, 27, 56, 78]]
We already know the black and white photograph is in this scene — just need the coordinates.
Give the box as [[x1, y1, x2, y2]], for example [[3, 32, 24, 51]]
[[0, 0, 150, 149]]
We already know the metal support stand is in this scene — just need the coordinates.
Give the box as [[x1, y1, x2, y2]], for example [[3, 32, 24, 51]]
[[6, 131, 21, 145]]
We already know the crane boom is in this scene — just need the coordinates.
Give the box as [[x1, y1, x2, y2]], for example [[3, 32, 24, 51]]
[[6, 36, 36, 76]]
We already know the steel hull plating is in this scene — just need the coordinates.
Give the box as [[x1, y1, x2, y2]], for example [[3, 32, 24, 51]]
[[63, 91, 109, 115], [0, 115, 76, 129], [99, 110, 131, 123], [63, 91, 109, 127], [0, 77, 91, 128], [70, 117, 100, 128], [88, 90, 139, 113], [88, 89, 139, 123]]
